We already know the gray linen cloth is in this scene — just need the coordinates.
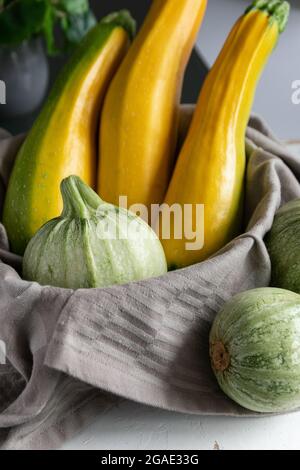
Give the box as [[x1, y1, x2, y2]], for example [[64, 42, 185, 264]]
[[0, 116, 300, 450]]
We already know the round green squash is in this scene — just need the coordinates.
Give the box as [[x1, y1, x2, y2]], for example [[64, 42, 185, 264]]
[[210, 287, 300, 413], [23, 176, 167, 289], [266, 199, 300, 293]]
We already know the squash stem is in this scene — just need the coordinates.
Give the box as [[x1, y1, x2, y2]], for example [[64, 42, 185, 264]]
[[61, 175, 102, 219], [100, 10, 137, 40], [246, 0, 290, 33]]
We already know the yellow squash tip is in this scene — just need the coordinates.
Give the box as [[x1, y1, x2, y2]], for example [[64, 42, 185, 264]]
[[100, 10, 137, 40], [246, 0, 290, 33]]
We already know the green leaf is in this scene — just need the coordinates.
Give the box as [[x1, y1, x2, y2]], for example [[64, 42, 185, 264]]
[[59, 0, 89, 15], [0, 0, 50, 46], [0, 0, 95, 54], [62, 9, 96, 45]]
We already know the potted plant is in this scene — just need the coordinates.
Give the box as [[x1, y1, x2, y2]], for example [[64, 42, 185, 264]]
[[0, 0, 96, 118]]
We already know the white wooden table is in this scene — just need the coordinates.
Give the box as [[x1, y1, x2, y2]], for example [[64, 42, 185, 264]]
[[63, 0, 300, 450]]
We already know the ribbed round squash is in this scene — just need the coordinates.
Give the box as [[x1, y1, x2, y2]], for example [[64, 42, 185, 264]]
[[266, 199, 300, 293], [210, 288, 300, 413], [23, 176, 167, 289]]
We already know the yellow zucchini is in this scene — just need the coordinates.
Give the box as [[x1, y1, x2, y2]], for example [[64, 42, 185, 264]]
[[159, 0, 290, 269], [3, 11, 135, 255], [99, 0, 208, 210]]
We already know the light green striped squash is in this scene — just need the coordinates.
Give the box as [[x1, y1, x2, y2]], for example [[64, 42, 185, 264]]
[[23, 176, 167, 289], [266, 199, 300, 293], [210, 287, 300, 413]]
